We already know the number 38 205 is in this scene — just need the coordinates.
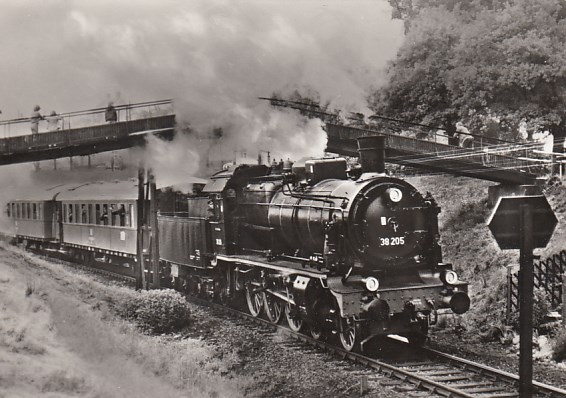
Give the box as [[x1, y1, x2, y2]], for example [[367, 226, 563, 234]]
[[379, 236, 405, 246]]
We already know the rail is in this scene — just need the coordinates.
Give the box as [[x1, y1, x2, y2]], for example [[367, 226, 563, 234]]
[[189, 294, 566, 397]]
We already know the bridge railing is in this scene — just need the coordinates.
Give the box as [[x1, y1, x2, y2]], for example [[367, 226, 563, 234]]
[[327, 123, 536, 174], [0, 114, 176, 155], [262, 96, 561, 177], [0, 99, 174, 139]]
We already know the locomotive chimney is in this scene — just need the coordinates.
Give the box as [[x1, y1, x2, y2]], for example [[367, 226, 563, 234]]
[[357, 135, 385, 174]]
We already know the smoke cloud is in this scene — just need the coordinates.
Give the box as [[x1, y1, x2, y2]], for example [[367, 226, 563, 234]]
[[1, 0, 403, 182]]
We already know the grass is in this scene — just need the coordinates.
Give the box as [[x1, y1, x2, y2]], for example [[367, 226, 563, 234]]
[[0, 244, 251, 398]]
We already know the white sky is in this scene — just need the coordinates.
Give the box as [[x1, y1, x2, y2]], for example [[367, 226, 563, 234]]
[[0, 0, 403, 123], [0, 0, 405, 178]]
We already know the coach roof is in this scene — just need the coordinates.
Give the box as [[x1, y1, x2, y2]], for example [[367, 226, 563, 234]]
[[9, 183, 84, 202], [57, 180, 139, 201]]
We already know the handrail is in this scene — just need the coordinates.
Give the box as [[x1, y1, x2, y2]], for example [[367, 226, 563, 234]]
[[0, 99, 172, 126], [260, 96, 519, 147]]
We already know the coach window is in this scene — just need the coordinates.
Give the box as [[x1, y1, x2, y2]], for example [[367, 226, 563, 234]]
[[88, 204, 94, 225], [110, 205, 115, 226], [32, 203, 37, 220], [23, 203, 27, 219], [67, 204, 73, 223], [18, 203, 22, 219], [81, 204, 87, 224], [95, 204, 101, 225], [101, 204, 109, 225], [115, 204, 126, 227], [38, 203, 43, 220]]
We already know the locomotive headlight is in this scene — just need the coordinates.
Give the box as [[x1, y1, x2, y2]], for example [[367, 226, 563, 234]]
[[441, 270, 459, 285], [386, 188, 403, 203], [363, 277, 380, 292]]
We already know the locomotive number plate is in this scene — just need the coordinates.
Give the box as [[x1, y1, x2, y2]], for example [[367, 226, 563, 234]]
[[379, 236, 405, 246]]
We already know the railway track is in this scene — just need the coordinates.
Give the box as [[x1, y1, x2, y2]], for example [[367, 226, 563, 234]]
[[43, 255, 566, 397], [186, 296, 566, 398]]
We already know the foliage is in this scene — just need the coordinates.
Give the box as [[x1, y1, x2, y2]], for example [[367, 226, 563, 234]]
[[507, 287, 552, 330], [551, 327, 566, 362], [444, 198, 490, 232], [117, 289, 191, 334], [374, 0, 566, 138]]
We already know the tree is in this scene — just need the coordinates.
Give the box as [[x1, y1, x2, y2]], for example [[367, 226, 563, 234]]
[[373, 0, 566, 140]]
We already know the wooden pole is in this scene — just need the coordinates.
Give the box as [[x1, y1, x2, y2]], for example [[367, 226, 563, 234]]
[[148, 169, 160, 289], [519, 203, 534, 398], [136, 165, 146, 290]]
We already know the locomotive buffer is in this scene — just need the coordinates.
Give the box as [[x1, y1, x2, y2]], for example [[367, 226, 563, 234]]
[[488, 194, 558, 397]]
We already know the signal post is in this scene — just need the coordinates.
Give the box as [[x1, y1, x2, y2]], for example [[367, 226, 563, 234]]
[[488, 194, 557, 397]]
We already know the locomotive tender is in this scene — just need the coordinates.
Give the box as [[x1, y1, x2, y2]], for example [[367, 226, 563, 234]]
[[7, 136, 469, 351]]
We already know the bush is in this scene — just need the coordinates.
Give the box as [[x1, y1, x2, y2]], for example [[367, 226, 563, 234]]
[[551, 327, 566, 362], [118, 289, 191, 334], [508, 287, 552, 330]]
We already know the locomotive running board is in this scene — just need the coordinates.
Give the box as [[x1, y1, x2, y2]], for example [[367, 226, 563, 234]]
[[216, 254, 328, 280]]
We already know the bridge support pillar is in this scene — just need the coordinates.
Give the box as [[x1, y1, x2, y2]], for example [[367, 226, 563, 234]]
[[487, 184, 542, 206]]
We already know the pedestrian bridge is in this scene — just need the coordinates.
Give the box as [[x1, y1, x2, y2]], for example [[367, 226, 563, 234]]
[[0, 100, 175, 166], [262, 97, 551, 185], [326, 123, 540, 185]]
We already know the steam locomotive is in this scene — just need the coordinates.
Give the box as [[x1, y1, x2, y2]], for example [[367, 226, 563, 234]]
[[7, 136, 469, 351]]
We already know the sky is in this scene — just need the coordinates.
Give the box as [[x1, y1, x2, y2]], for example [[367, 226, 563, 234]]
[[0, 0, 404, 179]]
